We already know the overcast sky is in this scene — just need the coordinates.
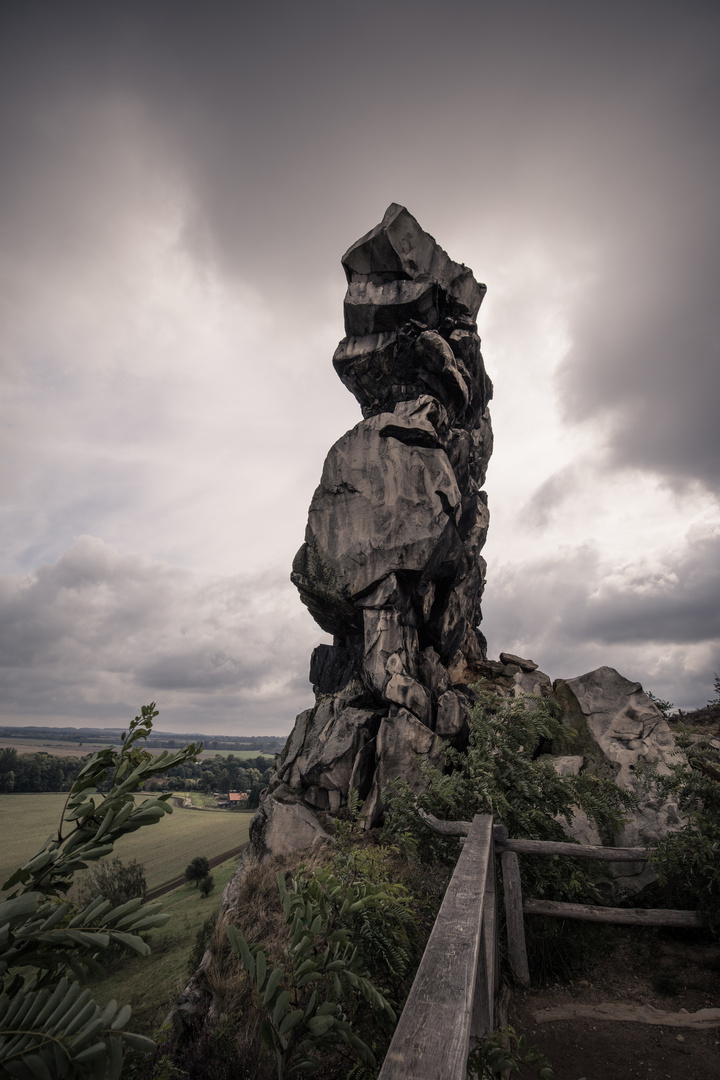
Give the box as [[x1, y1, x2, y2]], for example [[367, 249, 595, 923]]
[[1, 0, 719, 735]]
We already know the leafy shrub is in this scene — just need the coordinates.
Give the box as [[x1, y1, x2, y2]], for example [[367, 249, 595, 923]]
[[383, 688, 634, 983], [226, 867, 396, 1078], [384, 688, 631, 901], [467, 1025, 553, 1079], [650, 727, 720, 933], [76, 856, 147, 909], [0, 703, 201, 1079], [186, 856, 211, 887], [199, 874, 215, 898]]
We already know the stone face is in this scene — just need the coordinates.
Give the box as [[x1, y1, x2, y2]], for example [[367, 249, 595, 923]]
[[554, 666, 682, 883], [254, 205, 493, 854]]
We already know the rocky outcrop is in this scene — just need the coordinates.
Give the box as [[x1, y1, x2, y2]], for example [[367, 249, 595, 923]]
[[554, 666, 682, 887], [254, 204, 494, 846]]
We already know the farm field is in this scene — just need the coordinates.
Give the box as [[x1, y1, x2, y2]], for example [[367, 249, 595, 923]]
[[88, 853, 243, 1036], [0, 737, 276, 761], [196, 748, 274, 760], [0, 792, 252, 893], [0, 737, 111, 758]]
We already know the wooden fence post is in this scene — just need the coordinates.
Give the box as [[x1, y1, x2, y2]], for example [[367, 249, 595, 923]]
[[495, 825, 530, 987]]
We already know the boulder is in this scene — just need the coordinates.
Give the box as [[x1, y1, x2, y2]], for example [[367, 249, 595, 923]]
[[362, 709, 445, 826], [555, 666, 682, 883]]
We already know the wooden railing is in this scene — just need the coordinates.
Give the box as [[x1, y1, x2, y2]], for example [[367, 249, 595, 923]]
[[377, 814, 498, 1080], [378, 812, 702, 1078]]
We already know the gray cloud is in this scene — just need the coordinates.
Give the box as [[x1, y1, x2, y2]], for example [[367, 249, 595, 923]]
[[1, 1, 719, 731], [482, 531, 720, 710], [0, 537, 323, 732]]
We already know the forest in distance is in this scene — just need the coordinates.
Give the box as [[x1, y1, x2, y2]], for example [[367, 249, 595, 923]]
[[0, 744, 275, 805]]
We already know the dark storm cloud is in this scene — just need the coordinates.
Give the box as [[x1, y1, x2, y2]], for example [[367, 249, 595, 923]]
[[2, 0, 716, 481], [482, 530, 720, 709], [571, 532, 720, 646], [0, 537, 320, 731], [2, 0, 719, 728], [4, 0, 717, 491]]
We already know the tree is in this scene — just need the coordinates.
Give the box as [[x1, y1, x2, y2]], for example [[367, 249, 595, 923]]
[[0, 703, 202, 1078], [76, 857, 147, 909], [198, 874, 215, 898], [185, 856, 211, 887]]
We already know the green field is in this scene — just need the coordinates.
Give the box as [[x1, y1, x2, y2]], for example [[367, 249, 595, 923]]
[[88, 854, 243, 1036], [0, 792, 252, 893], [197, 748, 274, 760], [0, 739, 277, 761]]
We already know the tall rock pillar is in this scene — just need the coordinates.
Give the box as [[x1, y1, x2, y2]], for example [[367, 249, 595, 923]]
[[253, 204, 493, 853]]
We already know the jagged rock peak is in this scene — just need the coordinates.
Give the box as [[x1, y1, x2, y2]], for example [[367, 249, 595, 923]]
[[271, 208, 493, 843]]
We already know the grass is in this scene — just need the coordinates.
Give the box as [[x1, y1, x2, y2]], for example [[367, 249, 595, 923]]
[[88, 854, 243, 1036], [0, 792, 252, 893], [197, 749, 274, 760]]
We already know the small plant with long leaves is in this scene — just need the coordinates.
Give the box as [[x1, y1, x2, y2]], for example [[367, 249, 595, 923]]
[[226, 867, 397, 1078], [467, 1025, 553, 1079], [0, 703, 201, 1079]]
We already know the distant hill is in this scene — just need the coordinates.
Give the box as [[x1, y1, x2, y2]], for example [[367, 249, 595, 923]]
[[0, 725, 288, 755]]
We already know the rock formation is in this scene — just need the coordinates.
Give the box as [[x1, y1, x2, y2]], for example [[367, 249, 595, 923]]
[[252, 204, 493, 851], [553, 666, 682, 886]]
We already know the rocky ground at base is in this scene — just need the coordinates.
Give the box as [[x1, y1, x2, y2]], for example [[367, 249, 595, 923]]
[[510, 927, 720, 1080]]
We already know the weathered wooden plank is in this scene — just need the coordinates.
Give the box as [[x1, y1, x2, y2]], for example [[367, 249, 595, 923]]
[[523, 898, 702, 927], [496, 836, 651, 862], [378, 814, 493, 1080], [471, 834, 496, 1040], [501, 849, 530, 986], [417, 808, 473, 835], [422, 816, 653, 864]]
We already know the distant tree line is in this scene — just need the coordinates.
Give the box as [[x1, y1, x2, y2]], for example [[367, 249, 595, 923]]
[[0, 747, 275, 805], [0, 748, 86, 792], [155, 754, 275, 808]]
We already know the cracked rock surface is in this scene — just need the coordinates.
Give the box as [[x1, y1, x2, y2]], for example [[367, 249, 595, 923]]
[[257, 204, 493, 844]]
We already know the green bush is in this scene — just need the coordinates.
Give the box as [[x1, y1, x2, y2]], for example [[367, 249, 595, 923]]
[[468, 1025, 553, 1079], [199, 874, 215, 898], [185, 856, 211, 887], [226, 866, 397, 1079], [76, 857, 147, 910], [0, 704, 201, 1079], [649, 727, 720, 932], [384, 688, 631, 901], [382, 688, 634, 983]]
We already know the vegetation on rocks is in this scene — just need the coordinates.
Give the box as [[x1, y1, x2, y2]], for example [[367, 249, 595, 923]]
[[0, 704, 201, 1079]]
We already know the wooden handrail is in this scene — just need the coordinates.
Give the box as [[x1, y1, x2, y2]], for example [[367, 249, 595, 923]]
[[420, 813, 702, 987], [378, 814, 496, 1080]]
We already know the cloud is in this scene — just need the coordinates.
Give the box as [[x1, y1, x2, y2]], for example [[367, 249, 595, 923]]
[[482, 529, 720, 710], [1, 0, 720, 732], [0, 536, 324, 733]]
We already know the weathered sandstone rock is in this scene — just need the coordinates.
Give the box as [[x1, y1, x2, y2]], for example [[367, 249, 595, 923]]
[[255, 204, 493, 850], [554, 665, 682, 886]]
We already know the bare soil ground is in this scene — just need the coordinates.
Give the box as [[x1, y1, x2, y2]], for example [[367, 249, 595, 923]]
[[511, 927, 720, 1080]]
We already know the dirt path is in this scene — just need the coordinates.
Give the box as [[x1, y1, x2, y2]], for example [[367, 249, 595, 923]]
[[509, 928, 720, 1079], [146, 843, 247, 900]]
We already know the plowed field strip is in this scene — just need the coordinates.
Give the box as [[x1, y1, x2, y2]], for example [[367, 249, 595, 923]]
[[146, 843, 247, 899]]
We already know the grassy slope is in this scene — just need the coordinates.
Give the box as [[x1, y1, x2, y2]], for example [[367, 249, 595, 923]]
[[0, 793, 252, 892], [88, 855, 243, 1036]]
